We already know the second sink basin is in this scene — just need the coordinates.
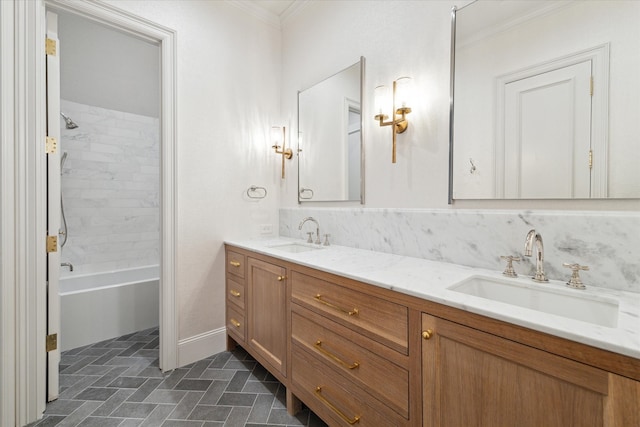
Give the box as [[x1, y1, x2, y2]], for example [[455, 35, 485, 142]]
[[268, 242, 323, 253], [449, 275, 619, 328]]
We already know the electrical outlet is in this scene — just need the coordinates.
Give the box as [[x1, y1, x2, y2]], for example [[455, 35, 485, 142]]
[[259, 224, 273, 235]]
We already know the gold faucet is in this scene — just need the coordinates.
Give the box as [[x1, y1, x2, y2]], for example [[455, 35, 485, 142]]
[[524, 229, 548, 282]]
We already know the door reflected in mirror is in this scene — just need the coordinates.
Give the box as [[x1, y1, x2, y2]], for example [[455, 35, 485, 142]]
[[450, 1, 640, 200], [298, 57, 364, 203]]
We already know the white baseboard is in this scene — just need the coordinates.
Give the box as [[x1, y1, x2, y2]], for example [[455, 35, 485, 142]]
[[177, 327, 227, 367]]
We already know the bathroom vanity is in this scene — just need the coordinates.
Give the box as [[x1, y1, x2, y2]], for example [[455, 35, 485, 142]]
[[225, 241, 640, 427]]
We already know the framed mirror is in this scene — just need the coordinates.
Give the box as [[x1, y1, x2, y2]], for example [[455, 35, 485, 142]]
[[298, 57, 365, 203], [449, 1, 640, 201]]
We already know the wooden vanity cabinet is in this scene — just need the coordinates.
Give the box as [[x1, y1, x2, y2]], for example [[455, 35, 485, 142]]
[[247, 257, 288, 379], [225, 245, 640, 427], [225, 250, 246, 343], [421, 313, 640, 427], [290, 269, 417, 426], [225, 247, 289, 383]]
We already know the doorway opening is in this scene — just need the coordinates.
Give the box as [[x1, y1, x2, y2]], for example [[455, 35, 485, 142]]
[[43, 0, 177, 406], [56, 10, 161, 353]]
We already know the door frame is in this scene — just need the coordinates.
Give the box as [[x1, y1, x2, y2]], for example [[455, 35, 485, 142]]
[[0, 0, 177, 424], [44, 0, 178, 369]]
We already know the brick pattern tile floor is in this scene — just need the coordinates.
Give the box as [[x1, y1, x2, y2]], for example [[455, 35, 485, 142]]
[[28, 328, 327, 427]]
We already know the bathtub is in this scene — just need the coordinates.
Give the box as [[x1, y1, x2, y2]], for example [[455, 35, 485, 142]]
[[60, 265, 160, 351]]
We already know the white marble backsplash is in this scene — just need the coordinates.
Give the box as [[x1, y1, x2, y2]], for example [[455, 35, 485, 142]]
[[280, 208, 640, 293], [60, 100, 160, 277]]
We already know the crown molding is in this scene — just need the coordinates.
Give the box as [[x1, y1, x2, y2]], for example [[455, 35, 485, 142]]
[[226, 0, 310, 30]]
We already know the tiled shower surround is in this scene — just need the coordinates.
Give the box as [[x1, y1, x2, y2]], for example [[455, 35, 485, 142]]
[[60, 100, 160, 277], [280, 208, 640, 293]]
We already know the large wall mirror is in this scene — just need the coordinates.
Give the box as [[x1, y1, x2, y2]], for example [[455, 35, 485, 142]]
[[298, 57, 365, 203], [449, 1, 640, 201]]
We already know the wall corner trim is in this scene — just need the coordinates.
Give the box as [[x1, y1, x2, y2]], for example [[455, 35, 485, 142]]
[[177, 328, 227, 368]]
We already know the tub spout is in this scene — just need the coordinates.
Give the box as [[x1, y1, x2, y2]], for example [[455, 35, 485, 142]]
[[61, 262, 74, 272]]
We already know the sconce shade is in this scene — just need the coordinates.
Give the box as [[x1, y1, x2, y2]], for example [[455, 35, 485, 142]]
[[271, 126, 283, 145], [374, 85, 391, 118], [395, 77, 412, 110]]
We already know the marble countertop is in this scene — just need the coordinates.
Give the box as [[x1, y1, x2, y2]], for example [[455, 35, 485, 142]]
[[225, 238, 640, 360]]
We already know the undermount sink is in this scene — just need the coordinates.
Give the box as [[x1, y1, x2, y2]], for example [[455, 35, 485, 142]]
[[449, 275, 619, 328], [268, 242, 324, 253]]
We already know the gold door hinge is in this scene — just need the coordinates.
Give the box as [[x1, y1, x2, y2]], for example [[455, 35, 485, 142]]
[[46, 333, 58, 352], [46, 136, 57, 154], [46, 235, 58, 253], [590, 76, 594, 96], [45, 38, 56, 56], [588, 149, 593, 169]]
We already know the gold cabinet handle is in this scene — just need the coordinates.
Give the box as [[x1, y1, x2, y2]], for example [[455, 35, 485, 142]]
[[277, 275, 287, 282], [422, 329, 433, 340], [229, 289, 241, 297], [230, 318, 241, 328], [314, 294, 359, 316], [314, 340, 359, 370], [229, 261, 241, 267], [315, 386, 360, 425]]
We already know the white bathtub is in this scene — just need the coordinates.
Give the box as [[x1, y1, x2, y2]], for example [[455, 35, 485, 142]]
[[60, 265, 160, 351]]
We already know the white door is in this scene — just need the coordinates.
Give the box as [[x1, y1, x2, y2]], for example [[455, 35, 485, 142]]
[[45, 10, 61, 402], [503, 60, 592, 198]]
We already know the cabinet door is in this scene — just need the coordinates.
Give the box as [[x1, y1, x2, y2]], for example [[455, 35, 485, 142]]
[[247, 258, 287, 376], [421, 314, 608, 427]]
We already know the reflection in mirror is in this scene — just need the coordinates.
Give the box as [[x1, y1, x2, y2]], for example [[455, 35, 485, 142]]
[[450, 1, 640, 200], [298, 57, 364, 203]]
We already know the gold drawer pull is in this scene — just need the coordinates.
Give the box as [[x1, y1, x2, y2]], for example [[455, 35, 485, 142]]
[[314, 294, 359, 316], [422, 329, 433, 340], [315, 386, 360, 425], [315, 340, 359, 370], [229, 289, 241, 297], [277, 275, 287, 282], [229, 261, 241, 267], [230, 318, 241, 328]]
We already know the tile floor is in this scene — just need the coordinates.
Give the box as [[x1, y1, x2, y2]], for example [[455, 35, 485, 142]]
[[29, 328, 327, 427]]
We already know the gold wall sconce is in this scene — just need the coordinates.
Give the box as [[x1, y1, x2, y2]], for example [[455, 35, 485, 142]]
[[271, 126, 292, 179], [374, 77, 412, 163]]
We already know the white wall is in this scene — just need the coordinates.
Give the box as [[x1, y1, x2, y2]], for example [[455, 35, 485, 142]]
[[100, 0, 282, 358], [281, 0, 639, 212], [282, 0, 459, 208]]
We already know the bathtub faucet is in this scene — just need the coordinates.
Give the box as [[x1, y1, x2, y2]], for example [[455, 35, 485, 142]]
[[61, 262, 74, 272]]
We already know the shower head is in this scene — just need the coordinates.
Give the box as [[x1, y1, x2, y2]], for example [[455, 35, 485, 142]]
[[60, 112, 79, 129]]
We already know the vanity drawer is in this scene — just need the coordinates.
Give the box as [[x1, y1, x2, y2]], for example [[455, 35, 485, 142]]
[[291, 343, 406, 427], [226, 250, 245, 279], [226, 277, 245, 310], [291, 309, 409, 418], [291, 271, 408, 354], [226, 305, 245, 342]]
